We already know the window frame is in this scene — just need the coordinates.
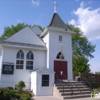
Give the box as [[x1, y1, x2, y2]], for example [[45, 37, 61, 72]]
[[59, 35, 62, 42], [42, 75, 49, 87], [16, 50, 24, 69], [26, 51, 34, 70]]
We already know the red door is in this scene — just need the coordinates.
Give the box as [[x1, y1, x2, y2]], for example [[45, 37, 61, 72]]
[[54, 60, 67, 79]]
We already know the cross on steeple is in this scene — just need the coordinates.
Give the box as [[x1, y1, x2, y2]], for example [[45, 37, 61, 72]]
[[52, 1, 58, 13]]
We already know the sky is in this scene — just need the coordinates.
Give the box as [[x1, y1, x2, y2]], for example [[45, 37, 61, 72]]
[[0, 0, 100, 73]]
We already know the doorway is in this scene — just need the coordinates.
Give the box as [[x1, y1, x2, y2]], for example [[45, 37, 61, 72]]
[[54, 60, 67, 79]]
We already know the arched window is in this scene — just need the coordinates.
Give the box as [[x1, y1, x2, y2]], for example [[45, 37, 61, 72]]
[[16, 50, 24, 69], [26, 51, 34, 70], [56, 51, 64, 59]]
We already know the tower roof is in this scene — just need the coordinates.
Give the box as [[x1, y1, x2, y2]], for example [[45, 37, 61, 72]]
[[48, 13, 67, 30]]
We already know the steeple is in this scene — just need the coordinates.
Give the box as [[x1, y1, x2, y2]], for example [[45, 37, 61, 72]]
[[47, 1, 67, 30], [48, 13, 67, 30]]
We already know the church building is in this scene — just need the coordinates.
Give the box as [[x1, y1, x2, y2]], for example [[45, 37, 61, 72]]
[[0, 3, 75, 96]]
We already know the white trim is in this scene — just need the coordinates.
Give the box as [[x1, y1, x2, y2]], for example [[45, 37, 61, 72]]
[[31, 68, 55, 73], [0, 44, 47, 50], [6, 27, 45, 46], [41, 27, 75, 38]]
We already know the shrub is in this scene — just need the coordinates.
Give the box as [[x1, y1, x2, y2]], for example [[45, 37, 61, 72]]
[[0, 87, 32, 100], [21, 94, 30, 100], [17, 80, 26, 90], [5, 87, 14, 90], [0, 88, 11, 100]]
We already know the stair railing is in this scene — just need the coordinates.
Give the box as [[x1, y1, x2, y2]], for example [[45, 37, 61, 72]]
[[80, 75, 95, 98], [81, 75, 93, 92], [61, 73, 73, 96], [55, 73, 62, 84]]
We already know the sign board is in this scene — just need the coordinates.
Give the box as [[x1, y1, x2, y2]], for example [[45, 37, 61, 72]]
[[2, 64, 14, 74]]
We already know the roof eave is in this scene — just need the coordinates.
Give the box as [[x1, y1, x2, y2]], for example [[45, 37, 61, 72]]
[[40, 27, 75, 38], [0, 43, 47, 50]]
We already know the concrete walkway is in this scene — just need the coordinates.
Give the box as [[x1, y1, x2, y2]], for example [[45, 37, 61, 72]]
[[33, 96, 99, 100], [33, 96, 61, 100]]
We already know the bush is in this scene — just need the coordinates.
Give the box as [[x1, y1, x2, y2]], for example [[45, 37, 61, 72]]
[[0, 88, 11, 100], [0, 87, 32, 100], [21, 94, 31, 100], [17, 80, 26, 90]]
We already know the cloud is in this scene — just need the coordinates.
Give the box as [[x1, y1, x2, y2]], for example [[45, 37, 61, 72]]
[[89, 62, 100, 73], [69, 1, 100, 41], [32, 0, 39, 6], [88, 1, 93, 4]]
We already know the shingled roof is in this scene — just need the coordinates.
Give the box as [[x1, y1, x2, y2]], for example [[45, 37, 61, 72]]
[[48, 13, 67, 30]]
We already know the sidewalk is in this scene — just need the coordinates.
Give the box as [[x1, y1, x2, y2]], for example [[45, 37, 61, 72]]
[[33, 96, 61, 100], [33, 96, 98, 100]]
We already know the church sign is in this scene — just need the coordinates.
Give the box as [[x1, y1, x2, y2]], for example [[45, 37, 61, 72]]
[[2, 64, 14, 74]]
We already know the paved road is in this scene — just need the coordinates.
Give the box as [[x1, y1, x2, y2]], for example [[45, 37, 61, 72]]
[[33, 96, 99, 100]]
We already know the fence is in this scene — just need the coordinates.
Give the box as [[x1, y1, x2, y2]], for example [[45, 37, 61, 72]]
[[73, 73, 100, 88]]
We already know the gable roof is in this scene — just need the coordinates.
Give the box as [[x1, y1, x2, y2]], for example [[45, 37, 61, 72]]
[[0, 41, 46, 50], [31, 68, 55, 73], [31, 26, 42, 36], [5, 26, 45, 46], [48, 13, 67, 30]]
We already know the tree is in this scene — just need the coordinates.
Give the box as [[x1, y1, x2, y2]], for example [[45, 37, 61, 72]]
[[0, 23, 44, 41], [73, 56, 90, 73], [95, 72, 100, 74], [66, 24, 95, 73], [17, 80, 26, 90], [67, 24, 95, 59], [0, 23, 29, 41]]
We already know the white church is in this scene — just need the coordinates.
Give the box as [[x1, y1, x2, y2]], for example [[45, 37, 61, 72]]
[[0, 3, 75, 96]]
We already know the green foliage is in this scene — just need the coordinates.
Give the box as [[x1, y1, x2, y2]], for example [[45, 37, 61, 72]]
[[73, 56, 90, 73], [92, 92, 96, 98], [66, 24, 95, 73], [0, 23, 44, 41], [67, 24, 95, 59], [0, 88, 11, 100], [95, 72, 100, 74], [0, 87, 32, 100], [17, 90, 32, 100], [21, 94, 31, 100], [17, 80, 26, 90], [0, 23, 29, 41]]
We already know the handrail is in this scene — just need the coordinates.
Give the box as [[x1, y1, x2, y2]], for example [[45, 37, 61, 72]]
[[61, 73, 73, 96], [81, 75, 95, 98], [55, 74, 62, 84], [62, 73, 74, 95], [81, 75, 93, 92]]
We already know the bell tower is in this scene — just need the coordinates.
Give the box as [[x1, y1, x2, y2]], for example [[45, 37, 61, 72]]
[[40, 2, 75, 80]]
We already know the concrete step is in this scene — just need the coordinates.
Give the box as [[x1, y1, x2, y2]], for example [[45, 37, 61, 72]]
[[63, 94, 91, 99], [55, 82, 84, 86], [57, 86, 86, 89], [61, 91, 91, 96], [59, 88, 89, 92], [57, 87, 89, 90], [64, 97, 92, 100], [54, 81, 92, 100]]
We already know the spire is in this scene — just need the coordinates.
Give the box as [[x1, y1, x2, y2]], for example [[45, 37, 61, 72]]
[[48, 13, 67, 30], [52, 1, 58, 13]]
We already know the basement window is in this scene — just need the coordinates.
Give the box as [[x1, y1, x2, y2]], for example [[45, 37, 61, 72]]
[[42, 75, 49, 87]]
